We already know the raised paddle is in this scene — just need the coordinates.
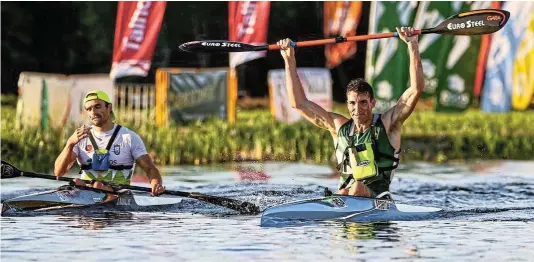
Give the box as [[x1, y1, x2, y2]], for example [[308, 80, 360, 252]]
[[0, 160, 261, 215], [179, 9, 510, 53]]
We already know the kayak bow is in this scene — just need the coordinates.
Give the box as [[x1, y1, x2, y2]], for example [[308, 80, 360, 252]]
[[260, 193, 443, 226]]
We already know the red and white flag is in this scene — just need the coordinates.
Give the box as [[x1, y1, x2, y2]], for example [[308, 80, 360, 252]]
[[228, 1, 270, 68], [110, 1, 166, 80]]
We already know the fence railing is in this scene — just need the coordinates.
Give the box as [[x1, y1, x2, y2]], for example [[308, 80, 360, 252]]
[[114, 83, 155, 126]]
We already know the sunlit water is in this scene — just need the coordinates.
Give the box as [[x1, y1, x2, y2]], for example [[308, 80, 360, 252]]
[[2, 161, 533, 261]]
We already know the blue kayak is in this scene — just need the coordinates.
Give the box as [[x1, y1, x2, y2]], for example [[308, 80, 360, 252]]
[[260, 193, 443, 226]]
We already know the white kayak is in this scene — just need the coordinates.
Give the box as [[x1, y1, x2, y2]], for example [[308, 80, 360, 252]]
[[1, 185, 183, 214], [260, 192, 443, 226]]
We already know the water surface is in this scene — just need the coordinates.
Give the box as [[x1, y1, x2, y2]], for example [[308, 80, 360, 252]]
[[2, 161, 533, 261]]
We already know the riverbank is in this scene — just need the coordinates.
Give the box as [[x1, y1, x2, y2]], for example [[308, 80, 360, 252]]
[[2, 96, 533, 172]]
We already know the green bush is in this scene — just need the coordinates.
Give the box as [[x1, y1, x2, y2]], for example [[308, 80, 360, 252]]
[[2, 102, 533, 173]]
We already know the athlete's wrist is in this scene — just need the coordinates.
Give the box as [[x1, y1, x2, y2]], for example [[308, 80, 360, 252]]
[[407, 40, 419, 48], [66, 141, 76, 149], [284, 58, 296, 68]]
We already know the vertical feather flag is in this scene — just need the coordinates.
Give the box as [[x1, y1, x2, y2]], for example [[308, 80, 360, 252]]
[[473, 1, 501, 98], [110, 1, 166, 80], [481, 1, 534, 112], [323, 1, 362, 69], [228, 1, 270, 68]]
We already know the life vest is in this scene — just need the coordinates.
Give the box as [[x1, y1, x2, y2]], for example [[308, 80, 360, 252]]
[[335, 114, 400, 193], [79, 125, 134, 184]]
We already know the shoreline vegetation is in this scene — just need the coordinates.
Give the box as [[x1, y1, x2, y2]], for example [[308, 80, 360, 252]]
[[2, 95, 534, 173]]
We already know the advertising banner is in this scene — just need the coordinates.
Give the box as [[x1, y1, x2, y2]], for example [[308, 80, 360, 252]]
[[434, 1, 491, 112], [167, 70, 228, 122], [481, 2, 534, 112], [365, 1, 418, 113], [324, 1, 363, 69], [228, 1, 270, 68], [110, 1, 166, 80]]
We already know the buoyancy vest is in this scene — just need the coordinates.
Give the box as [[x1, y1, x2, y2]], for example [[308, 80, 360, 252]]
[[335, 114, 400, 194], [79, 125, 134, 184]]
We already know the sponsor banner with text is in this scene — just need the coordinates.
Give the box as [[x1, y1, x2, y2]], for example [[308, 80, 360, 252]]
[[228, 1, 270, 68], [365, 1, 418, 113], [434, 1, 492, 112], [413, 1, 461, 100], [481, 2, 534, 112], [474, 1, 501, 98], [167, 70, 228, 122], [110, 1, 166, 80], [323, 1, 363, 69], [511, 7, 534, 111]]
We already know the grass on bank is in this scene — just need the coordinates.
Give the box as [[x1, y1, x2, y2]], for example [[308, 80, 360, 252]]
[[2, 94, 534, 172]]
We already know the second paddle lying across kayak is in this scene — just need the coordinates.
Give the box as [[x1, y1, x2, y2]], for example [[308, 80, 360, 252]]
[[1, 161, 261, 215], [1, 184, 182, 214]]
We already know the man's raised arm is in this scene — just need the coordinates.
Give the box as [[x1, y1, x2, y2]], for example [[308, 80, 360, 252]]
[[384, 27, 425, 129], [278, 38, 347, 135]]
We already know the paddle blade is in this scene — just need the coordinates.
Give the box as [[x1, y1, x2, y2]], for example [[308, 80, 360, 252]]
[[1, 161, 22, 179], [179, 40, 267, 53], [428, 9, 510, 35], [190, 193, 261, 215]]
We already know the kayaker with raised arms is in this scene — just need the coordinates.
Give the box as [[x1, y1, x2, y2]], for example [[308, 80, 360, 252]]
[[276, 26, 425, 198]]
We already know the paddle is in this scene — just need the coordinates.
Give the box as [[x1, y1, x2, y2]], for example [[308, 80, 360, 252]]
[[0, 160, 261, 215], [179, 9, 510, 53]]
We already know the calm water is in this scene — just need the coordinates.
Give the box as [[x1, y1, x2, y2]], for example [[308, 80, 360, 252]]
[[2, 160, 534, 261]]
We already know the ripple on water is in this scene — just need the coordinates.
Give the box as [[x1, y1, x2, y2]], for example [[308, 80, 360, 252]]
[[2, 161, 534, 261]]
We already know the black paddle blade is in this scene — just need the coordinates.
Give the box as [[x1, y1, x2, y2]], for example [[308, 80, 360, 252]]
[[191, 193, 261, 215], [179, 40, 267, 53], [1, 161, 22, 179], [428, 9, 510, 35]]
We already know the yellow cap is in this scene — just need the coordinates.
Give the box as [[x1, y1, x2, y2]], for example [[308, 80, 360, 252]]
[[84, 90, 112, 104], [83, 90, 115, 121]]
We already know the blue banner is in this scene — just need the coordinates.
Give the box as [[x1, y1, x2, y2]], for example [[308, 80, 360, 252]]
[[481, 2, 533, 112]]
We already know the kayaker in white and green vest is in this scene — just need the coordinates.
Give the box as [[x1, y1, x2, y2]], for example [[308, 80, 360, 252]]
[[276, 26, 425, 198], [53, 90, 165, 196]]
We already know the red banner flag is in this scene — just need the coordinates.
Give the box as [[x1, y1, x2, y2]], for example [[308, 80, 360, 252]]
[[110, 1, 166, 80], [228, 1, 270, 68], [473, 1, 501, 98], [324, 1, 362, 69]]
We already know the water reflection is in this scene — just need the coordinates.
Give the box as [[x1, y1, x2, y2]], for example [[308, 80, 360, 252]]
[[57, 212, 138, 230], [335, 222, 400, 242]]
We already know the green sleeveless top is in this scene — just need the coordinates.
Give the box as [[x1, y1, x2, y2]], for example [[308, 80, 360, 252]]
[[335, 114, 400, 194]]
